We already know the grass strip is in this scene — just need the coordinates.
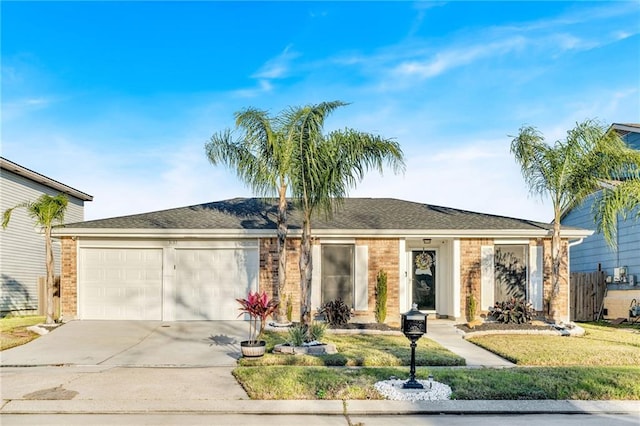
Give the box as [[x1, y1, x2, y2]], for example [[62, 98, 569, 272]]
[[0, 315, 45, 351], [237, 331, 465, 367], [233, 366, 640, 400]]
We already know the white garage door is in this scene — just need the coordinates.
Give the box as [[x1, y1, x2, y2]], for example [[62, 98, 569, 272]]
[[174, 248, 258, 320], [80, 248, 163, 320]]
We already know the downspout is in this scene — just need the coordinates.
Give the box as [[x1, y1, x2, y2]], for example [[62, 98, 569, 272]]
[[568, 238, 585, 248]]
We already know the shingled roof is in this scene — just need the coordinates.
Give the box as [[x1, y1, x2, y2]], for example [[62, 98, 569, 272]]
[[59, 197, 566, 234]]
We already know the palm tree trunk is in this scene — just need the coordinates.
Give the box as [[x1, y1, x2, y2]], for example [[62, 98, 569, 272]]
[[44, 226, 55, 325], [275, 184, 288, 321], [549, 217, 561, 322], [299, 211, 313, 328]]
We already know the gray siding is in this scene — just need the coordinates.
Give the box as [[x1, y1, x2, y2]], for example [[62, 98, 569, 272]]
[[0, 169, 85, 313], [563, 193, 640, 280]]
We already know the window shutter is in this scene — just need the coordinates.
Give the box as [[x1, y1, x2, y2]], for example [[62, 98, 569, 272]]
[[354, 245, 369, 311], [481, 246, 495, 311], [529, 245, 543, 311], [311, 245, 321, 310]]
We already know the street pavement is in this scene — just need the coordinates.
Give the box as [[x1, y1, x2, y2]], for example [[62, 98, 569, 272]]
[[1, 319, 638, 419]]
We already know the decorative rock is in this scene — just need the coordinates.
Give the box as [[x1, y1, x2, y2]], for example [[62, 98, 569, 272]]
[[374, 379, 452, 402], [273, 343, 337, 355]]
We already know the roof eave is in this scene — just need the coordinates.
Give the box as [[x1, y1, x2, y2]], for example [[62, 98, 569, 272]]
[[1, 157, 94, 201], [54, 227, 593, 239]]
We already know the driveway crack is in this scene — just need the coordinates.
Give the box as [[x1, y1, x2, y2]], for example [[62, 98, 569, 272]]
[[97, 323, 161, 365]]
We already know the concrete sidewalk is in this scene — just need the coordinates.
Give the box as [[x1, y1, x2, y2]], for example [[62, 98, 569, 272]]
[[426, 320, 515, 367]]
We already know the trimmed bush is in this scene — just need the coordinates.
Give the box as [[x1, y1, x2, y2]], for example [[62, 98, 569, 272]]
[[375, 269, 388, 324], [319, 299, 352, 327], [489, 299, 534, 324]]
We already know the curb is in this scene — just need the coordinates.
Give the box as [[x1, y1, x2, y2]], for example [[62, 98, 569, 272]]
[[2, 399, 638, 415]]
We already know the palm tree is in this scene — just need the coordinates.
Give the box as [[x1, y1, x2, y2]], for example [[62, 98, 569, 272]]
[[510, 119, 637, 321], [594, 165, 640, 248], [3, 193, 69, 324], [206, 107, 294, 320], [285, 101, 405, 326]]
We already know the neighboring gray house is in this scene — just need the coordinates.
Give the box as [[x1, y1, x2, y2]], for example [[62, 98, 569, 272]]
[[561, 123, 640, 283], [0, 157, 93, 315]]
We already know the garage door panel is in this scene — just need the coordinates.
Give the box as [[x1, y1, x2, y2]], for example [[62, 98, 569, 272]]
[[174, 248, 258, 320], [80, 248, 163, 320]]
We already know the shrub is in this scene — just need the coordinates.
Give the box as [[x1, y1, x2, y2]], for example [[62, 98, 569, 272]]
[[288, 324, 306, 346], [466, 294, 477, 323], [319, 299, 352, 327], [308, 321, 327, 342], [236, 291, 279, 343], [489, 299, 534, 324], [285, 293, 293, 323], [375, 269, 388, 324], [287, 321, 327, 345]]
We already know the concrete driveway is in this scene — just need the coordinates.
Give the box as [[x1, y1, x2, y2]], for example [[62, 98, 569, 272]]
[[0, 320, 249, 367]]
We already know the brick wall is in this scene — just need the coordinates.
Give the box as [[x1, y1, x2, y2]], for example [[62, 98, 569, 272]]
[[356, 238, 400, 325], [259, 238, 304, 321], [459, 238, 493, 319], [458, 237, 569, 322], [259, 237, 400, 324], [543, 238, 569, 321], [60, 236, 77, 319]]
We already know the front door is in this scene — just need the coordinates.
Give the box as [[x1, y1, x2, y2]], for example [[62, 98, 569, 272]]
[[411, 250, 436, 311]]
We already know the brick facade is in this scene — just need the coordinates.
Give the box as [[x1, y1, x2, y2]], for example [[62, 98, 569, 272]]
[[543, 238, 569, 320], [59, 235, 572, 322], [459, 237, 569, 322], [459, 238, 493, 320], [60, 236, 78, 319], [356, 238, 400, 325], [258, 237, 401, 325]]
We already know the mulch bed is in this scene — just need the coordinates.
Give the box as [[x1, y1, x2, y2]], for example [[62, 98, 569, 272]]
[[331, 323, 400, 332]]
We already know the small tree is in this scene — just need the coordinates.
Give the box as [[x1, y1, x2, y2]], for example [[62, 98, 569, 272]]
[[465, 294, 477, 323], [375, 269, 388, 324], [3, 193, 69, 324]]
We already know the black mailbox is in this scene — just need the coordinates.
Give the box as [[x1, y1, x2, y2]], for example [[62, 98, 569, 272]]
[[400, 303, 428, 389], [401, 304, 427, 339]]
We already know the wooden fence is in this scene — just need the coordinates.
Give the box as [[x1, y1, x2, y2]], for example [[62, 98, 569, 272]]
[[570, 271, 606, 322]]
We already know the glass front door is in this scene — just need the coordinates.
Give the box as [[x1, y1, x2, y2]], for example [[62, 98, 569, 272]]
[[412, 250, 436, 311]]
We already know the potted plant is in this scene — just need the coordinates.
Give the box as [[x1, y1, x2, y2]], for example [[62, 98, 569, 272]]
[[236, 290, 279, 357]]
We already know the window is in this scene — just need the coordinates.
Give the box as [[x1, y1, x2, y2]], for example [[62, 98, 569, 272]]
[[494, 244, 527, 302], [321, 244, 354, 307]]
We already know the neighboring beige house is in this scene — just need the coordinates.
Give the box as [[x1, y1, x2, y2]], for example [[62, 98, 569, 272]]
[[0, 157, 93, 315], [55, 198, 591, 324]]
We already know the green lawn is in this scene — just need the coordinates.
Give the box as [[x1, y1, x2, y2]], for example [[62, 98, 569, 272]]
[[233, 322, 640, 400], [466, 322, 640, 366], [234, 365, 640, 400], [238, 331, 465, 367], [0, 315, 45, 351]]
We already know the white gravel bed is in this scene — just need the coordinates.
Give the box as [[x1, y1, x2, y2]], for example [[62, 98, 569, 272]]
[[374, 379, 452, 402]]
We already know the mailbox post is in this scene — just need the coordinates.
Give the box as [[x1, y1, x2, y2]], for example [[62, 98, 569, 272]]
[[401, 304, 428, 389]]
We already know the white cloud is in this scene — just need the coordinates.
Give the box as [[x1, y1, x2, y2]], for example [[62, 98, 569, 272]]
[[252, 45, 299, 80]]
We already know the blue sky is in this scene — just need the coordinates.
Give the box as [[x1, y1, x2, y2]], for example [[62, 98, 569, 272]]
[[2, 1, 639, 222]]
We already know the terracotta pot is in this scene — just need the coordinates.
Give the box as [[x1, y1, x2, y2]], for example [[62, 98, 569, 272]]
[[240, 340, 266, 357]]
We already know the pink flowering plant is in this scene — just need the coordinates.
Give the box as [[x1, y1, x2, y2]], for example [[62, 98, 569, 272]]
[[236, 290, 279, 343]]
